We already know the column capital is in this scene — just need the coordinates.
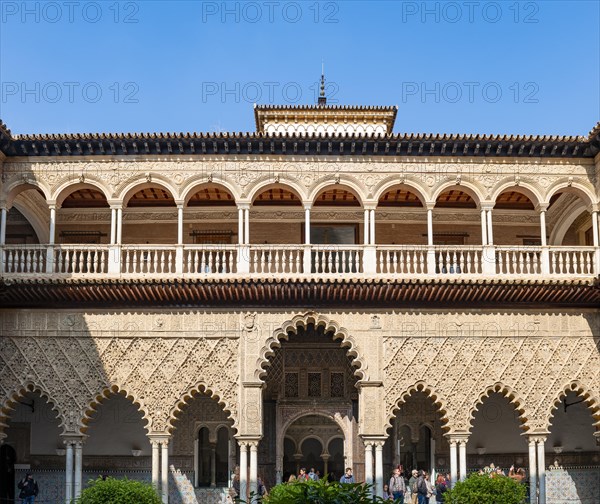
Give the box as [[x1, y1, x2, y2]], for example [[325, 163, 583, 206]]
[[480, 202, 495, 211], [425, 201, 436, 210], [175, 200, 185, 209], [525, 433, 548, 443], [302, 201, 312, 210], [535, 203, 549, 213], [107, 200, 123, 209], [47, 201, 58, 210], [237, 202, 251, 210], [148, 434, 170, 444], [587, 203, 599, 213], [445, 433, 470, 445], [364, 203, 377, 211]]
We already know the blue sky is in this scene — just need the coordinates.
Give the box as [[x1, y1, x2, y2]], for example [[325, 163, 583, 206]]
[[0, 1, 598, 136]]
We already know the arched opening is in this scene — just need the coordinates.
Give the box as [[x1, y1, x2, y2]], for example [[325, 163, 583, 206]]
[[468, 393, 527, 473], [262, 322, 360, 486], [492, 190, 539, 246], [57, 187, 110, 245], [386, 391, 447, 479], [123, 185, 177, 244], [547, 191, 594, 246], [170, 391, 235, 490], [433, 189, 479, 246], [84, 392, 149, 463], [5, 187, 49, 244], [184, 184, 237, 246], [376, 187, 426, 246], [249, 185, 302, 247], [311, 186, 362, 246], [545, 391, 600, 502], [2, 390, 62, 503]]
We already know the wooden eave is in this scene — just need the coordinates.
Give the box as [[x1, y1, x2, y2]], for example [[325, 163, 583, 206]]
[[0, 277, 598, 309]]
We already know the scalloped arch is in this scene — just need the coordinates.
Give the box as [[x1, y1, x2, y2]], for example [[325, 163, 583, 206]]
[[81, 384, 151, 435], [385, 381, 449, 432], [545, 381, 600, 431], [489, 179, 543, 207], [255, 312, 367, 382], [467, 382, 530, 433], [0, 382, 65, 433], [167, 381, 237, 434]]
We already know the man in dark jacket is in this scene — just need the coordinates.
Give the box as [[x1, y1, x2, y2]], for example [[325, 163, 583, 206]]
[[416, 470, 429, 504], [18, 473, 39, 504]]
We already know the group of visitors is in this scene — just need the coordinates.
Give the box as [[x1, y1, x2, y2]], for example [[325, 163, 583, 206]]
[[382, 467, 449, 503], [478, 462, 526, 482]]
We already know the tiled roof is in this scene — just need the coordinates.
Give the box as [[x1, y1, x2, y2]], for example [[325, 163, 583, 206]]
[[0, 120, 598, 158], [0, 276, 598, 309]]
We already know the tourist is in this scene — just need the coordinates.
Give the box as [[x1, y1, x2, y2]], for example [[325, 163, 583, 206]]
[[435, 474, 448, 503], [230, 466, 240, 500], [298, 468, 309, 481], [389, 466, 406, 501], [408, 469, 419, 504], [382, 483, 392, 500], [287, 474, 297, 483], [416, 470, 429, 504], [308, 467, 319, 481], [339, 467, 354, 484], [424, 472, 435, 502], [257, 475, 268, 500], [509, 465, 526, 483], [17, 473, 38, 504]]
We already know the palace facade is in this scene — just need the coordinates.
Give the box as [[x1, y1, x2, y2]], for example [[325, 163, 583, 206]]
[[0, 98, 599, 504]]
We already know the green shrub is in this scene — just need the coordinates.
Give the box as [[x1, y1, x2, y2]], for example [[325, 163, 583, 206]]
[[76, 476, 161, 504], [444, 474, 527, 504], [254, 478, 400, 504]]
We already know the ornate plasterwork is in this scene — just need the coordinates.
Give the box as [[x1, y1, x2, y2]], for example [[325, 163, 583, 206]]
[[2, 158, 598, 210], [383, 334, 600, 434], [0, 312, 240, 435]]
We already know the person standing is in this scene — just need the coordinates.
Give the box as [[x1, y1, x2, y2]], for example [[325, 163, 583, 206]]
[[308, 468, 319, 481], [339, 467, 354, 484], [416, 470, 429, 504], [298, 468, 309, 482], [17, 473, 38, 504], [389, 467, 406, 501], [408, 469, 419, 504], [435, 474, 448, 503]]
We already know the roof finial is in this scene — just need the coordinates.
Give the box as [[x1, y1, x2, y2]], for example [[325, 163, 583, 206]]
[[318, 61, 326, 106]]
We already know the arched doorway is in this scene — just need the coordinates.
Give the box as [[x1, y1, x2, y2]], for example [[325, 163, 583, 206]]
[[260, 321, 361, 487], [281, 414, 345, 481]]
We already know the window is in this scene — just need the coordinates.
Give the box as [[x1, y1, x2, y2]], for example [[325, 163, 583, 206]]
[[308, 372, 322, 397], [285, 373, 299, 398]]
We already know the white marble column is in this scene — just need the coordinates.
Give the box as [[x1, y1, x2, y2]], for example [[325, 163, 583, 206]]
[[458, 440, 467, 481], [449, 440, 457, 487], [239, 442, 248, 502], [427, 208, 433, 245], [177, 205, 184, 245], [244, 208, 250, 244], [49, 205, 57, 244], [539, 209, 547, 246], [528, 437, 538, 504], [537, 438, 546, 504], [249, 441, 258, 502], [152, 440, 160, 490], [193, 438, 199, 487], [238, 207, 244, 244], [116, 207, 123, 244], [592, 210, 599, 246], [74, 439, 84, 499], [363, 209, 370, 244], [364, 442, 373, 487], [369, 209, 376, 244], [375, 442, 384, 497], [304, 205, 311, 244], [480, 208, 487, 245], [110, 207, 117, 244], [0, 206, 7, 245], [486, 208, 494, 245], [161, 440, 169, 504], [65, 440, 74, 504]]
